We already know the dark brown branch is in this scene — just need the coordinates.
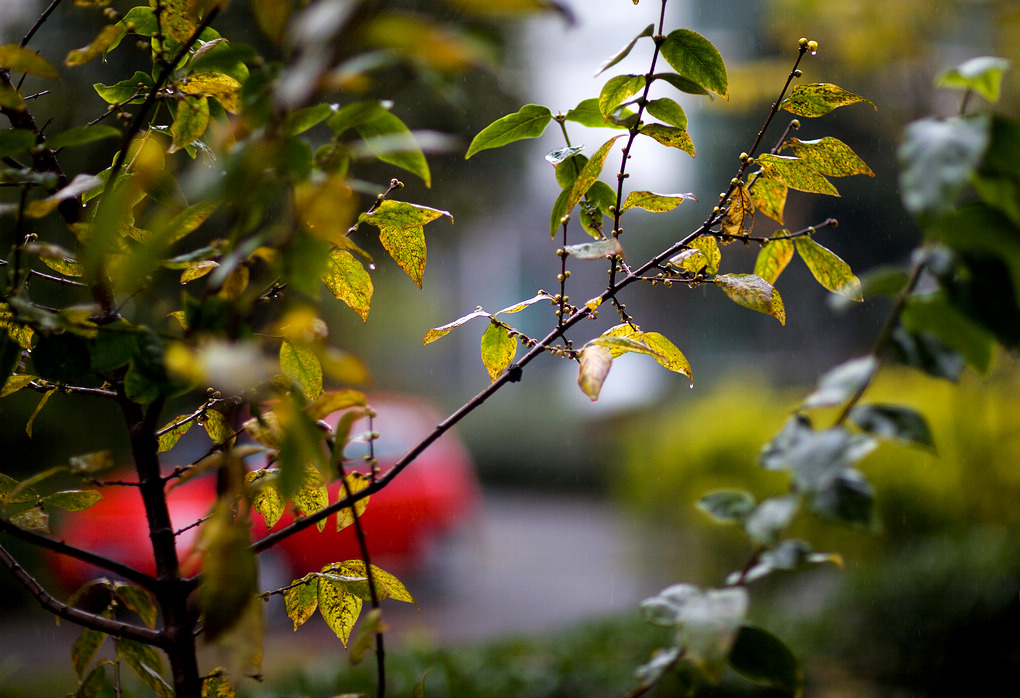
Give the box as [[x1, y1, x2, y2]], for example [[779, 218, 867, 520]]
[[0, 542, 163, 645], [20, 0, 64, 48], [0, 518, 158, 589]]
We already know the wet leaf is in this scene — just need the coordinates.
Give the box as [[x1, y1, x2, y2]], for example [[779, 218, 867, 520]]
[[803, 355, 877, 408], [756, 154, 838, 196], [642, 332, 693, 385], [638, 124, 694, 156], [936, 56, 1012, 103], [728, 625, 804, 696], [170, 95, 210, 153], [284, 574, 319, 631], [423, 308, 491, 344], [754, 234, 794, 285], [782, 137, 874, 177], [598, 74, 645, 117], [622, 191, 696, 213], [323, 249, 373, 321], [849, 404, 935, 449], [795, 236, 862, 300], [465, 104, 552, 158], [749, 176, 787, 224], [358, 201, 452, 288], [596, 24, 654, 76], [714, 274, 786, 325], [0, 45, 58, 77], [659, 29, 728, 98], [781, 83, 875, 117], [480, 323, 517, 381], [578, 344, 612, 402]]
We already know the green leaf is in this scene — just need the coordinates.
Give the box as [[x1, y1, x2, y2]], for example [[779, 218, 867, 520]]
[[803, 356, 877, 409], [566, 135, 623, 213], [114, 583, 158, 629], [93, 71, 153, 104], [46, 125, 121, 150], [480, 323, 517, 382], [714, 274, 786, 325], [698, 490, 756, 523], [358, 200, 452, 287], [71, 627, 106, 678], [323, 249, 374, 321], [598, 74, 646, 117], [577, 344, 612, 402], [749, 176, 787, 224], [728, 625, 804, 696], [564, 238, 624, 260], [118, 637, 172, 698], [157, 415, 194, 452], [644, 97, 688, 130], [465, 104, 552, 158], [65, 25, 127, 66], [795, 236, 862, 300], [354, 108, 431, 186], [42, 490, 102, 512], [650, 72, 711, 97], [637, 123, 694, 156], [595, 24, 654, 76], [0, 129, 37, 158], [899, 115, 991, 226], [782, 136, 874, 177], [318, 576, 363, 646], [423, 308, 491, 345], [283, 574, 320, 631], [77, 663, 106, 698], [659, 29, 728, 99], [781, 83, 875, 117], [281, 341, 323, 398], [642, 332, 693, 386], [284, 103, 334, 135], [936, 56, 1012, 103], [549, 187, 571, 237], [849, 404, 935, 450], [0, 44, 58, 77], [621, 191, 696, 213], [754, 234, 794, 285], [756, 154, 838, 196], [197, 502, 259, 641], [564, 98, 631, 129]]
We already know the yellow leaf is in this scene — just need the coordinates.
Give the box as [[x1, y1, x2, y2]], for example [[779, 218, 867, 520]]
[[0, 45, 58, 77], [638, 124, 695, 156], [335, 472, 371, 533], [782, 137, 874, 178], [157, 414, 195, 452], [161, 0, 198, 44], [295, 177, 357, 247], [169, 95, 210, 152], [26, 388, 56, 437], [1, 375, 35, 398], [756, 154, 839, 196], [358, 201, 452, 287], [578, 344, 612, 402], [567, 136, 623, 214], [251, 0, 292, 42], [293, 465, 329, 532], [65, 25, 126, 66], [180, 260, 219, 283], [322, 249, 373, 321], [480, 323, 517, 381], [283, 574, 319, 630], [749, 175, 787, 224], [247, 471, 285, 529], [642, 332, 693, 386], [280, 340, 323, 399], [714, 273, 786, 325], [203, 409, 235, 446], [178, 72, 242, 113], [754, 233, 794, 285], [317, 577, 363, 646], [689, 236, 720, 274], [306, 389, 368, 420], [795, 236, 863, 301], [721, 183, 754, 238]]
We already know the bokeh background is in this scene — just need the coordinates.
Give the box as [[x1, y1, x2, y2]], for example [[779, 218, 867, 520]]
[[2, 1, 1019, 695]]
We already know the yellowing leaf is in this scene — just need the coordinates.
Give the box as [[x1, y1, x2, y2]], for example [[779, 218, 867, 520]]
[[293, 465, 329, 532], [567, 136, 623, 214], [0, 45, 58, 77], [638, 124, 695, 156], [795, 236, 863, 301], [339, 560, 417, 606], [754, 234, 794, 285], [306, 389, 368, 420], [578, 344, 612, 402], [295, 177, 357, 246], [336, 472, 371, 532], [247, 471, 285, 529], [161, 0, 198, 43], [690, 236, 721, 274], [358, 201, 452, 287], [756, 154, 838, 196], [169, 95, 210, 153], [749, 176, 787, 224], [26, 387, 56, 437], [622, 191, 696, 213], [782, 137, 874, 177], [203, 409, 235, 446], [181, 261, 218, 283], [251, 0, 292, 42], [564, 238, 624, 260], [178, 72, 242, 113], [65, 25, 126, 66], [781, 83, 876, 118], [495, 292, 554, 315], [317, 577, 363, 646], [642, 332, 693, 386], [281, 341, 323, 399], [283, 574, 319, 630], [323, 249, 373, 321], [42, 489, 103, 512], [196, 502, 258, 640], [715, 273, 786, 325], [480, 323, 517, 381], [158, 414, 195, 452], [721, 184, 754, 237], [1, 374, 35, 398], [423, 308, 491, 344], [0, 81, 25, 110], [598, 74, 645, 117]]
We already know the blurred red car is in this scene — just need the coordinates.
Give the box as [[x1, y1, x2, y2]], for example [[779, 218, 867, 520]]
[[47, 394, 480, 590]]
